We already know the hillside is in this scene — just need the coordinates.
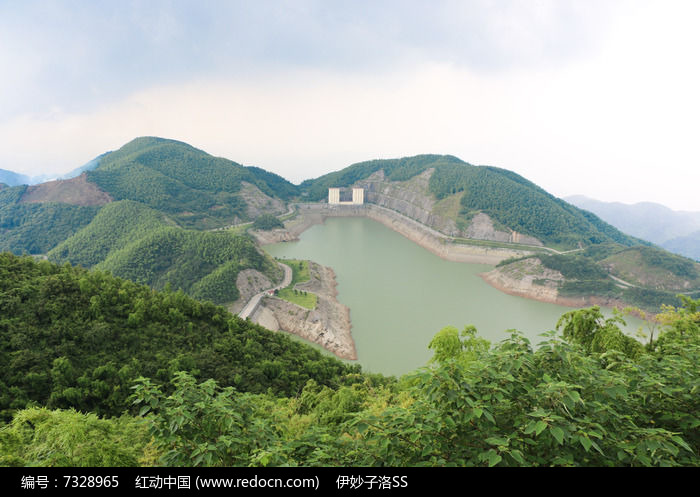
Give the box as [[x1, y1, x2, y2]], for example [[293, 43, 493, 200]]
[[485, 244, 700, 312], [48, 200, 167, 268], [19, 173, 113, 206], [96, 227, 281, 304], [0, 253, 359, 421], [302, 155, 642, 250], [87, 137, 296, 229], [47, 200, 281, 305], [0, 184, 99, 254]]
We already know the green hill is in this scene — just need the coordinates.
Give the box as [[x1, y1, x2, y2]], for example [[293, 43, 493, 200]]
[[0, 253, 358, 420], [0, 185, 99, 255], [48, 200, 166, 268], [46, 199, 281, 305], [3, 138, 300, 305], [87, 137, 297, 229], [301, 155, 641, 250], [95, 226, 281, 304]]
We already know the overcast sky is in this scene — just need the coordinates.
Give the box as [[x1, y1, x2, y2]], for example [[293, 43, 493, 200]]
[[1, 0, 698, 210]]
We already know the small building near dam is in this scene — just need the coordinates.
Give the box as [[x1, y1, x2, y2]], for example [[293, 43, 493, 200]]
[[328, 187, 364, 205]]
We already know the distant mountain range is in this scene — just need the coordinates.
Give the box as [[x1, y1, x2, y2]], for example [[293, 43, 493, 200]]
[[565, 195, 700, 261], [0, 152, 109, 187], [0, 168, 33, 186]]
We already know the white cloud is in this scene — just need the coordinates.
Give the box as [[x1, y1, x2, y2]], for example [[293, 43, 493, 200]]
[[0, 1, 698, 210]]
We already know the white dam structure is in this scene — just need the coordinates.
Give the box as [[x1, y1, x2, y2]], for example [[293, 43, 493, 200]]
[[328, 187, 364, 205]]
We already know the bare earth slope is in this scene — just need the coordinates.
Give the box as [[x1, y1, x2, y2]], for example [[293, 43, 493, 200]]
[[19, 173, 113, 206]]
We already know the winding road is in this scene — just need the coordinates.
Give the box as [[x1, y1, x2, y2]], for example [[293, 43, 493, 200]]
[[238, 262, 292, 320]]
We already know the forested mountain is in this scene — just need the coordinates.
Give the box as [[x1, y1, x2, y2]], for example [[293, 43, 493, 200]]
[[46, 200, 281, 305], [302, 155, 641, 249], [48, 200, 166, 268], [0, 184, 99, 254], [0, 254, 697, 467], [87, 137, 296, 229], [0, 253, 359, 421], [1, 138, 299, 305]]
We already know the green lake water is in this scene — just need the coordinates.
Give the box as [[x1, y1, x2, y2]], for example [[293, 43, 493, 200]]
[[265, 216, 643, 376]]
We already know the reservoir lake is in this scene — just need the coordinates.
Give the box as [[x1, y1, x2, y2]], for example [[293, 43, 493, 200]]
[[265, 216, 644, 376]]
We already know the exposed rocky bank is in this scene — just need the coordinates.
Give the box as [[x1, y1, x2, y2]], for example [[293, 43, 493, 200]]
[[251, 261, 356, 360], [278, 203, 535, 265], [480, 259, 650, 313]]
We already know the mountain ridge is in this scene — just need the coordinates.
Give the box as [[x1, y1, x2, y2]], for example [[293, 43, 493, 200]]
[[565, 194, 700, 261]]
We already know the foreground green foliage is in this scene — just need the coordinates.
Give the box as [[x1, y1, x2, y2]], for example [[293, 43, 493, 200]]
[[0, 408, 151, 467], [125, 298, 698, 466], [0, 253, 360, 421], [1, 265, 697, 466]]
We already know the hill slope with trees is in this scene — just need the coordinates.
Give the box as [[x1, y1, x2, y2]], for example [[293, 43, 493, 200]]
[[0, 253, 359, 422], [302, 155, 641, 249], [87, 137, 297, 229]]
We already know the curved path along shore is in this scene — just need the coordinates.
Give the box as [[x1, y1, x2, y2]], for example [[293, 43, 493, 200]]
[[238, 262, 292, 319], [209, 207, 296, 232]]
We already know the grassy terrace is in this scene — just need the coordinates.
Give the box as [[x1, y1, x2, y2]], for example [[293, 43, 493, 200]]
[[275, 259, 317, 309]]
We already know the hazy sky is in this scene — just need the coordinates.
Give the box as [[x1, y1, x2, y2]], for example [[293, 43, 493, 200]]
[[1, 0, 698, 210]]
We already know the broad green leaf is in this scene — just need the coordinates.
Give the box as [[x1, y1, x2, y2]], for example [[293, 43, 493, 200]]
[[535, 420, 548, 436], [580, 436, 592, 452], [550, 426, 564, 445], [485, 437, 508, 447]]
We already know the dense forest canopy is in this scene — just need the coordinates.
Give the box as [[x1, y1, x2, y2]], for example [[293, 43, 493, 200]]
[[0, 253, 359, 422], [87, 137, 297, 229], [0, 185, 99, 255]]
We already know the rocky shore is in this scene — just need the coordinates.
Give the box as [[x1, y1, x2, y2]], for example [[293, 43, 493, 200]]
[[480, 259, 649, 314], [250, 261, 357, 360]]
